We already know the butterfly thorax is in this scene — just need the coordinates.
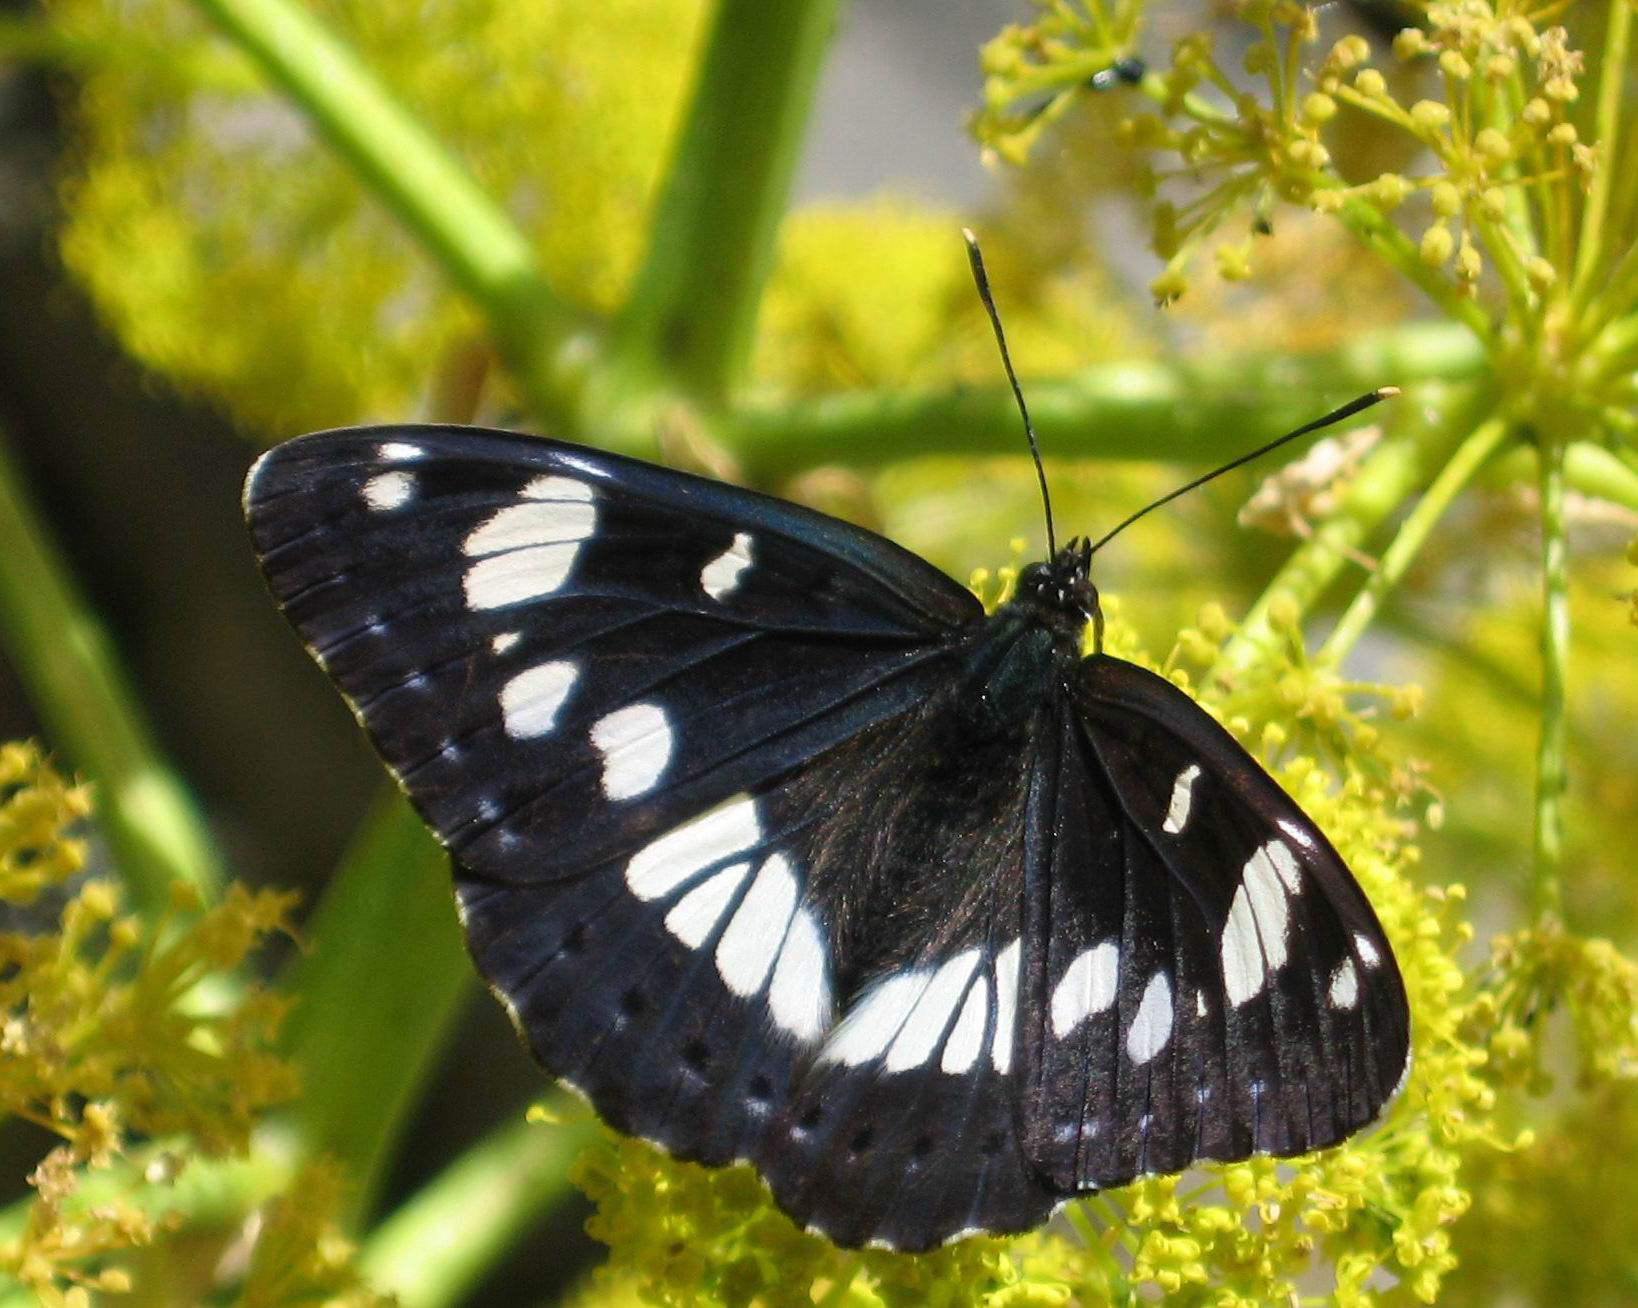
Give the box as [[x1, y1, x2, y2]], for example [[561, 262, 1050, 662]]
[[961, 540, 1099, 735]]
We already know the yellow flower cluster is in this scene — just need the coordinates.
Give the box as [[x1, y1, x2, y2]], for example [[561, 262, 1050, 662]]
[[49, 0, 709, 434], [0, 740, 91, 903], [1474, 924, 1638, 1089], [974, 0, 1146, 166], [975, 2, 1596, 317], [0, 742, 385, 1305], [1326, 13, 1588, 297]]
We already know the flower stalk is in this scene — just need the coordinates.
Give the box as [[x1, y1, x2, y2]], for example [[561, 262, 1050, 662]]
[[357, 1104, 597, 1308], [1319, 410, 1514, 668], [0, 425, 222, 915], [184, 0, 593, 430], [1532, 430, 1570, 926], [607, 0, 843, 413]]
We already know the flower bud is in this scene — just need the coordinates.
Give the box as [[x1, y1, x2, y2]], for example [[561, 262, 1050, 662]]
[[1475, 127, 1513, 163], [1420, 223, 1454, 266], [1411, 100, 1451, 130]]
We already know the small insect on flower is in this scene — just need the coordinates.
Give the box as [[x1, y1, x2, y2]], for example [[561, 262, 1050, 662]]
[[1239, 424, 1382, 569], [243, 233, 1409, 1252]]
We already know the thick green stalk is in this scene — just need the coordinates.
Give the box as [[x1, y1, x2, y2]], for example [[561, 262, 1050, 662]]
[[1318, 411, 1513, 667], [356, 1103, 598, 1308], [1571, 0, 1631, 304], [607, 0, 843, 409], [184, 0, 591, 427], [726, 321, 1487, 483], [0, 426, 222, 915], [1532, 433, 1570, 925], [1210, 399, 1476, 684], [277, 787, 470, 1227]]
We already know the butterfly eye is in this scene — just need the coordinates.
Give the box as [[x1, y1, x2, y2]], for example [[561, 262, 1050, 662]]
[[1073, 578, 1100, 622]]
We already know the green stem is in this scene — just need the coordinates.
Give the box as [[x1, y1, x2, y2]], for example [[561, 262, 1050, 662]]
[[0, 425, 223, 915], [1586, 310, 1638, 377], [1532, 431, 1570, 925], [726, 321, 1487, 483], [277, 787, 470, 1227], [1571, 0, 1631, 304], [1210, 396, 1477, 684], [355, 1103, 598, 1308], [184, 0, 591, 427], [607, 0, 842, 410], [1483, 438, 1638, 512], [1318, 411, 1513, 668], [0, 1126, 298, 1247]]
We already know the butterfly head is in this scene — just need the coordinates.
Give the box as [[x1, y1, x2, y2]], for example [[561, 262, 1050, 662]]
[[1016, 537, 1101, 645]]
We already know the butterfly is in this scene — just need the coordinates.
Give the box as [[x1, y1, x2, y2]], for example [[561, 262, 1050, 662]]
[[246, 228, 1406, 1252], [244, 411, 1411, 1252]]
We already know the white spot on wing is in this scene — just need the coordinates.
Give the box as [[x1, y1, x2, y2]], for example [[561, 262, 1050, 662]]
[[886, 950, 980, 1073], [464, 497, 595, 557], [1126, 971, 1174, 1065], [378, 441, 424, 461], [626, 794, 760, 901], [1162, 764, 1202, 835], [363, 471, 414, 511], [499, 660, 577, 739], [1243, 843, 1292, 971], [1355, 933, 1382, 968], [1050, 942, 1119, 1037], [461, 477, 595, 608], [1267, 838, 1303, 894], [491, 632, 520, 655], [1222, 886, 1265, 1007], [1329, 958, 1360, 1009], [700, 532, 753, 600], [824, 970, 930, 1066], [464, 542, 579, 609], [523, 474, 593, 501], [768, 905, 829, 1041], [1220, 839, 1300, 1006], [991, 938, 1021, 1072], [664, 864, 749, 947], [940, 974, 990, 1074], [591, 703, 674, 800], [715, 854, 797, 996]]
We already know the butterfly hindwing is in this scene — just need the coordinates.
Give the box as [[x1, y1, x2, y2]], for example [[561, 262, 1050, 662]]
[[748, 695, 1059, 1250], [1015, 656, 1410, 1192]]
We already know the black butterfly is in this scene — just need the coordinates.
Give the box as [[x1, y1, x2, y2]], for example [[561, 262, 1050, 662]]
[[244, 415, 1410, 1251]]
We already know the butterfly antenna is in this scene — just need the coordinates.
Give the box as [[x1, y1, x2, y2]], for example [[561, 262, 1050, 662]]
[[963, 228, 1057, 557], [1085, 387, 1401, 556]]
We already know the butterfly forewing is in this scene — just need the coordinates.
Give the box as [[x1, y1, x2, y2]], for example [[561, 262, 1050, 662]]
[[245, 426, 981, 886]]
